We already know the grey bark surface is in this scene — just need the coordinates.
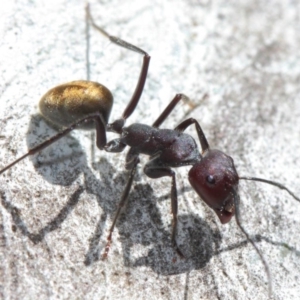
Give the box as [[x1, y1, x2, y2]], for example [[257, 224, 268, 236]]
[[0, 0, 300, 299]]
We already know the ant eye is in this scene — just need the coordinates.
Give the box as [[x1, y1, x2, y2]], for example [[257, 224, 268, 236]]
[[206, 175, 216, 185]]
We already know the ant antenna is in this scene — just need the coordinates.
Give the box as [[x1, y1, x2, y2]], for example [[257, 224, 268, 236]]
[[232, 189, 272, 298], [239, 176, 300, 202], [234, 176, 300, 298]]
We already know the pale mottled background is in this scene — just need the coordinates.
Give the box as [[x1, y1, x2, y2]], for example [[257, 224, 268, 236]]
[[0, 0, 300, 299]]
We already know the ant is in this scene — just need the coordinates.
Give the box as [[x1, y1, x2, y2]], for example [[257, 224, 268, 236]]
[[0, 4, 299, 298]]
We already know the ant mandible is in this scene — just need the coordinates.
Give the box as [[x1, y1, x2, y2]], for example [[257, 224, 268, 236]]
[[0, 4, 299, 298]]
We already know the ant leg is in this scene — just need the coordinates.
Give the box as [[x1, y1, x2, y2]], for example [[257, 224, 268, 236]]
[[125, 148, 139, 170], [102, 155, 140, 259], [85, 3, 91, 81], [152, 94, 191, 128], [144, 160, 184, 257], [175, 118, 209, 153], [0, 113, 107, 175], [86, 4, 150, 133]]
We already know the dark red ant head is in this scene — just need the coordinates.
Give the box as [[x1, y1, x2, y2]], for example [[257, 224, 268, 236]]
[[188, 149, 239, 224]]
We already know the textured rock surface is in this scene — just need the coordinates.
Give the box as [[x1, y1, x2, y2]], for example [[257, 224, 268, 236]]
[[0, 1, 300, 299]]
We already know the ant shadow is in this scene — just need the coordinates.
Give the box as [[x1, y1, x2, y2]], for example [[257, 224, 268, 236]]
[[117, 183, 222, 274], [26, 114, 87, 186], [1, 114, 300, 276]]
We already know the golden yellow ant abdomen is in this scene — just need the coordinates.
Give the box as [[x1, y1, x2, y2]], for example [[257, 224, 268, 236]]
[[39, 80, 113, 129]]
